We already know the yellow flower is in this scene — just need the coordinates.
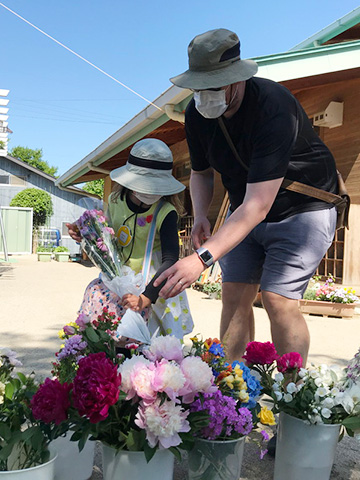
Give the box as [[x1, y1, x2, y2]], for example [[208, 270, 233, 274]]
[[259, 406, 276, 426], [58, 329, 65, 339], [239, 390, 249, 403]]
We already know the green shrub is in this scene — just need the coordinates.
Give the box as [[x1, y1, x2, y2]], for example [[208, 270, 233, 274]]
[[203, 281, 222, 298], [10, 188, 53, 228], [53, 246, 69, 253], [36, 246, 53, 253]]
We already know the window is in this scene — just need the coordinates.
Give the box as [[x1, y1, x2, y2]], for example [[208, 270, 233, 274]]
[[0, 174, 26, 186], [10, 175, 26, 186], [0, 175, 10, 184], [61, 221, 71, 237]]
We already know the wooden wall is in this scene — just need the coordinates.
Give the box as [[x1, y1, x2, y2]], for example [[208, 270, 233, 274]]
[[295, 77, 360, 204]]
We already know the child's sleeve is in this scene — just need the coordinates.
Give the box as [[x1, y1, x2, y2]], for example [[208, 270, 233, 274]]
[[142, 210, 179, 303]]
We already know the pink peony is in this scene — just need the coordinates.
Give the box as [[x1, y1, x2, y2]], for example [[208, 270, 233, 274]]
[[179, 356, 216, 403], [277, 352, 303, 373], [31, 378, 72, 425], [144, 335, 184, 363], [151, 359, 186, 401], [72, 352, 121, 423], [119, 356, 156, 404], [243, 341, 279, 365], [135, 398, 190, 449]]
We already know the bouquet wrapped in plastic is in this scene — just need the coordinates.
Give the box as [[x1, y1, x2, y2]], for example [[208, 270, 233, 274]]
[[75, 209, 145, 298]]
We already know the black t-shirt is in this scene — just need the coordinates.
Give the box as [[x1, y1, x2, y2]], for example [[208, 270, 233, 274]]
[[186, 77, 338, 222]]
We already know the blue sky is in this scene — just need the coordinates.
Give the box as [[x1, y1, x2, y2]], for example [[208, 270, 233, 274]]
[[1, 0, 360, 178]]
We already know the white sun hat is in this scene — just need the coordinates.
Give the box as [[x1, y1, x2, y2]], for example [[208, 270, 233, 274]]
[[110, 138, 185, 195]]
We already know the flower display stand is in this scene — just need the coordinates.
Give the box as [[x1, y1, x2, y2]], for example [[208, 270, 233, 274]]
[[102, 445, 174, 480], [299, 299, 359, 318], [188, 437, 245, 480], [274, 412, 340, 480]]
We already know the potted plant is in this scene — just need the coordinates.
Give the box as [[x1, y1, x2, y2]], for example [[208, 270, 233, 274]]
[[36, 246, 53, 262], [203, 280, 222, 299], [243, 341, 360, 480], [300, 274, 360, 317], [186, 337, 271, 479], [0, 348, 67, 478], [53, 246, 70, 263]]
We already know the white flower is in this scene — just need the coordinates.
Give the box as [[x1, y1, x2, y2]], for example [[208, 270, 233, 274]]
[[316, 387, 328, 397], [314, 377, 323, 387], [274, 391, 283, 401], [144, 335, 184, 363], [298, 368, 308, 378], [321, 407, 332, 419], [286, 382, 297, 394], [331, 387, 340, 396], [322, 397, 334, 409], [274, 372, 284, 382], [0, 347, 22, 367], [272, 383, 280, 391], [179, 356, 215, 403], [309, 369, 319, 379], [340, 384, 360, 414], [283, 393, 293, 403], [0, 381, 5, 404]]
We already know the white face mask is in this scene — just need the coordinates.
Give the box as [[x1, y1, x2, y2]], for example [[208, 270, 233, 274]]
[[194, 89, 228, 119], [133, 192, 162, 205]]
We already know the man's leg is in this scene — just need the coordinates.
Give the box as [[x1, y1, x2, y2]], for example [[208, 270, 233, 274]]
[[220, 282, 260, 362], [261, 291, 310, 365]]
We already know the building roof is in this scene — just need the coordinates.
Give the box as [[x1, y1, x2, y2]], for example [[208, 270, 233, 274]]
[[1, 154, 99, 197], [56, 8, 360, 188]]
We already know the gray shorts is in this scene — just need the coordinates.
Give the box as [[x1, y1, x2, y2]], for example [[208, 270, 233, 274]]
[[219, 208, 337, 300]]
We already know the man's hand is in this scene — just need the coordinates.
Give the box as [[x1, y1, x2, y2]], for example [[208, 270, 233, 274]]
[[153, 254, 205, 299], [122, 294, 151, 311], [66, 223, 81, 242], [192, 216, 212, 249]]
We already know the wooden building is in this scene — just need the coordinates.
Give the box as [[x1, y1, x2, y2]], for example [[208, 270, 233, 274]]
[[56, 8, 360, 287]]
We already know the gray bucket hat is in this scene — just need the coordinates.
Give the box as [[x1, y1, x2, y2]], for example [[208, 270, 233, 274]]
[[110, 138, 185, 195], [170, 28, 258, 90]]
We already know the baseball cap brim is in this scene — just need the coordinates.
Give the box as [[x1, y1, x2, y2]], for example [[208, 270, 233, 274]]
[[170, 59, 258, 90]]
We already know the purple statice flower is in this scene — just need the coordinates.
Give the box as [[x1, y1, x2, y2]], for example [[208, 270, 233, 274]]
[[261, 430, 270, 441], [189, 390, 253, 440], [345, 348, 360, 383], [57, 335, 87, 360]]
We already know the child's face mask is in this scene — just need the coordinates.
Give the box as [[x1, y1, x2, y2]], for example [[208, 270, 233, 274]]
[[132, 192, 162, 205]]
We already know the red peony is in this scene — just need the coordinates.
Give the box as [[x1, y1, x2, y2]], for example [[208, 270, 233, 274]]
[[72, 352, 121, 423], [277, 352, 303, 373], [242, 341, 279, 365], [31, 378, 72, 425]]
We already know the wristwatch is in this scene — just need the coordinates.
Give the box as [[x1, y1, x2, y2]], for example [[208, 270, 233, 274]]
[[195, 247, 214, 267]]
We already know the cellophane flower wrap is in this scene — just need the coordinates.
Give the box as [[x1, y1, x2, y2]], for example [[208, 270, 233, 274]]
[[0, 349, 68, 471], [243, 341, 360, 438], [75, 209, 145, 298]]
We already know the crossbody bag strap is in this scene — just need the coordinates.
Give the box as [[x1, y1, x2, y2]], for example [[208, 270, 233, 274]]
[[142, 200, 164, 284], [217, 116, 345, 207]]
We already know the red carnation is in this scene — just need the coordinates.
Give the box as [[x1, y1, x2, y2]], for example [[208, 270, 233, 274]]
[[72, 352, 121, 423], [243, 341, 279, 365], [31, 378, 71, 425], [277, 352, 303, 373]]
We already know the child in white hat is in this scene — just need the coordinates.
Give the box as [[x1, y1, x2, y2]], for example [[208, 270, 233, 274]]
[[71, 138, 193, 340]]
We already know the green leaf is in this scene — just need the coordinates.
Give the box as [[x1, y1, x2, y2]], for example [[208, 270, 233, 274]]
[[143, 442, 156, 463], [4, 382, 14, 400], [342, 416, 360, 431], [0, 423, 12, 441], [85, 327, 100, 343], [0, 443, 14, 461], [17, 372, 27, 384]]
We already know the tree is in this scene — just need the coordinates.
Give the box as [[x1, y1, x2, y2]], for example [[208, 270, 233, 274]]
[[10, 146, 58, 177], [82, 178, 104, 197], [10, 188, 53, 228]]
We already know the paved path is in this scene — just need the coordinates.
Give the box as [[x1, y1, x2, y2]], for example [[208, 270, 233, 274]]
[[1, 255, 359, 479]]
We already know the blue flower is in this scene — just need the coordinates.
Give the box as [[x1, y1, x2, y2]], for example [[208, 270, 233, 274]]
[[209, 342, 225, 357]]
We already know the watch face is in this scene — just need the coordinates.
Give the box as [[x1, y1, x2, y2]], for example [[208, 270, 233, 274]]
[[200, 250, 213, 263]]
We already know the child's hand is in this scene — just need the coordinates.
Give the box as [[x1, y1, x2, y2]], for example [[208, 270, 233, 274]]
[[122, 294, 151, 311]]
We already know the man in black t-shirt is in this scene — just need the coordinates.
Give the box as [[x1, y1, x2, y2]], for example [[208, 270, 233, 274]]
[[154, 28, 337, 366]]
